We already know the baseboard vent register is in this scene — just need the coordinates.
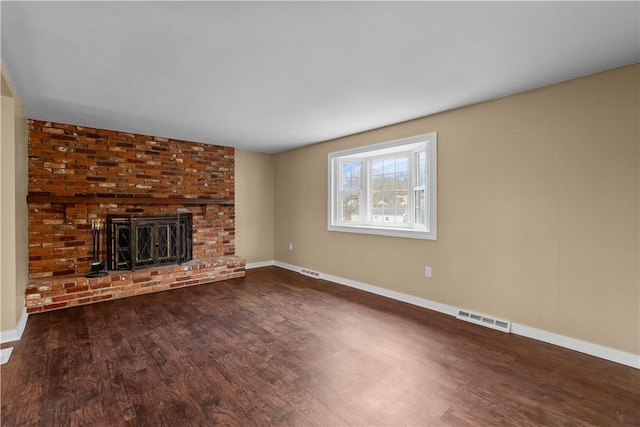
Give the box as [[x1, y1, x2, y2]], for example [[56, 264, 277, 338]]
[[300, 269, 321, 278], [456, 309, 511, 333]]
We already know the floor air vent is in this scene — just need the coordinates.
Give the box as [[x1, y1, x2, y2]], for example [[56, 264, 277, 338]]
[[300, 268, 320, 279], [456, 309, 511, 333]]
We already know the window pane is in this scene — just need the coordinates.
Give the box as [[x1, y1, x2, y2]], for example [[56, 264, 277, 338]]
[[351, 162, 361, 177], [371, 190, 383, 207], [417, 151, 426, 187], [353, 177, 361, 189], [371, 174, 383, 192], [341, 176, 360, 191], [383, 159, 395, 173], [371, 207, 384, 223], [415, 189, 425, 225], [372, 160, 383, 175], [396, 172, 408, 190], [342, 162, 359, 177], [344, 162, 361, 178], [369, 155, 412, 226], [400, 209, 409, 224], [341, 161, 362, 191], [397, 190, 408, 207], [382, 191, 395, 205], [383, 208, 395, 222], [396, 157, 408, 173], [382, 174, 395, 190], [341, 178, 349, 191], [341, 193, 360, 222]]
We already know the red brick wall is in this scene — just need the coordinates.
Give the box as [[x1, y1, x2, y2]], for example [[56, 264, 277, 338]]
[[28, 120, 236, 278]]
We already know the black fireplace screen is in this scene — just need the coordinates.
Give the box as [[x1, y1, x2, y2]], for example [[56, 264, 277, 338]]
[[107, 214, 192, 270]]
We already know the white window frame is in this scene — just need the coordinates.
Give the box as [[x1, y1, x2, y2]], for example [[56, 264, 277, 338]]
[[328, 132, 437, 240]]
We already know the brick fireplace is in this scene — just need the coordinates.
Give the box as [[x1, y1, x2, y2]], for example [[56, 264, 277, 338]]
[[25, 120, 245, 313]]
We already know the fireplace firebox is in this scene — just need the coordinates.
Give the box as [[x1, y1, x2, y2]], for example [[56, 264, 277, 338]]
[[107, 214, 193, 270]]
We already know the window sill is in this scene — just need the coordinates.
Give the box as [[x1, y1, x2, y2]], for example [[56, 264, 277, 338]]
[[328, 224, 436, 240]]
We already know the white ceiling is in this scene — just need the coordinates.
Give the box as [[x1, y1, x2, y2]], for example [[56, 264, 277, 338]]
[[1, 2, 639, 153]]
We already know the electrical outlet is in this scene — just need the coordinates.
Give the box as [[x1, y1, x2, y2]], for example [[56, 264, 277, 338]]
[[425, 266, 432, 278], [289, 242, 293, 251]]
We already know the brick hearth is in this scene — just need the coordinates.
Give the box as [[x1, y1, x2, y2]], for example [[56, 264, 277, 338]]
[[27, 120, 245, 314], [25, 256, 245, 313]]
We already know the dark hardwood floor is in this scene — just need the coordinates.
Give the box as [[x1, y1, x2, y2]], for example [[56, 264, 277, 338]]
[[2, 266, 638, 426]]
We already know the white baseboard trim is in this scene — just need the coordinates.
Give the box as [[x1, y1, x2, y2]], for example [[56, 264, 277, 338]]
[[510, 323, 639, 369], [0, 347, 14, 365], [320, 271, 459, 317], [0, 308, 28, 344], [245, 260, 276, 269], [273, 261, 299, 273], [272, 261, 639, 369]]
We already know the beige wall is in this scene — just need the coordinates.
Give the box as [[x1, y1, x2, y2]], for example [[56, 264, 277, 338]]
[[235, 150, 275, 264], [274, 64, 640, 354], [1, 65, 29, 335]]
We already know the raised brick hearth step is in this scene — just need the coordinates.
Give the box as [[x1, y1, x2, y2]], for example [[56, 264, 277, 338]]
[[25, 255, 246, 314]]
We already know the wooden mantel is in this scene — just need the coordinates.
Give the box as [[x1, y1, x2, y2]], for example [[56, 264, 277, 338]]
[[26, 193, 234, 205]]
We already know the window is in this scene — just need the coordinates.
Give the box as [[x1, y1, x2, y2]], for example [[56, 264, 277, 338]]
[[328, 132, 437, 240]]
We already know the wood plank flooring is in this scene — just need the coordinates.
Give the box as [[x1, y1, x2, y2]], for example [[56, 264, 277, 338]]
[[2, 266, 639, 426]]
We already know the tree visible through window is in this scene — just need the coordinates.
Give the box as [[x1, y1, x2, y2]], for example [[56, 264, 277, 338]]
[[328, 132, 437, 240]]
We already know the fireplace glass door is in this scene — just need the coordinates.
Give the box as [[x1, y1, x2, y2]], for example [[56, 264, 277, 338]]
[[107, 214, 192, 270]]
